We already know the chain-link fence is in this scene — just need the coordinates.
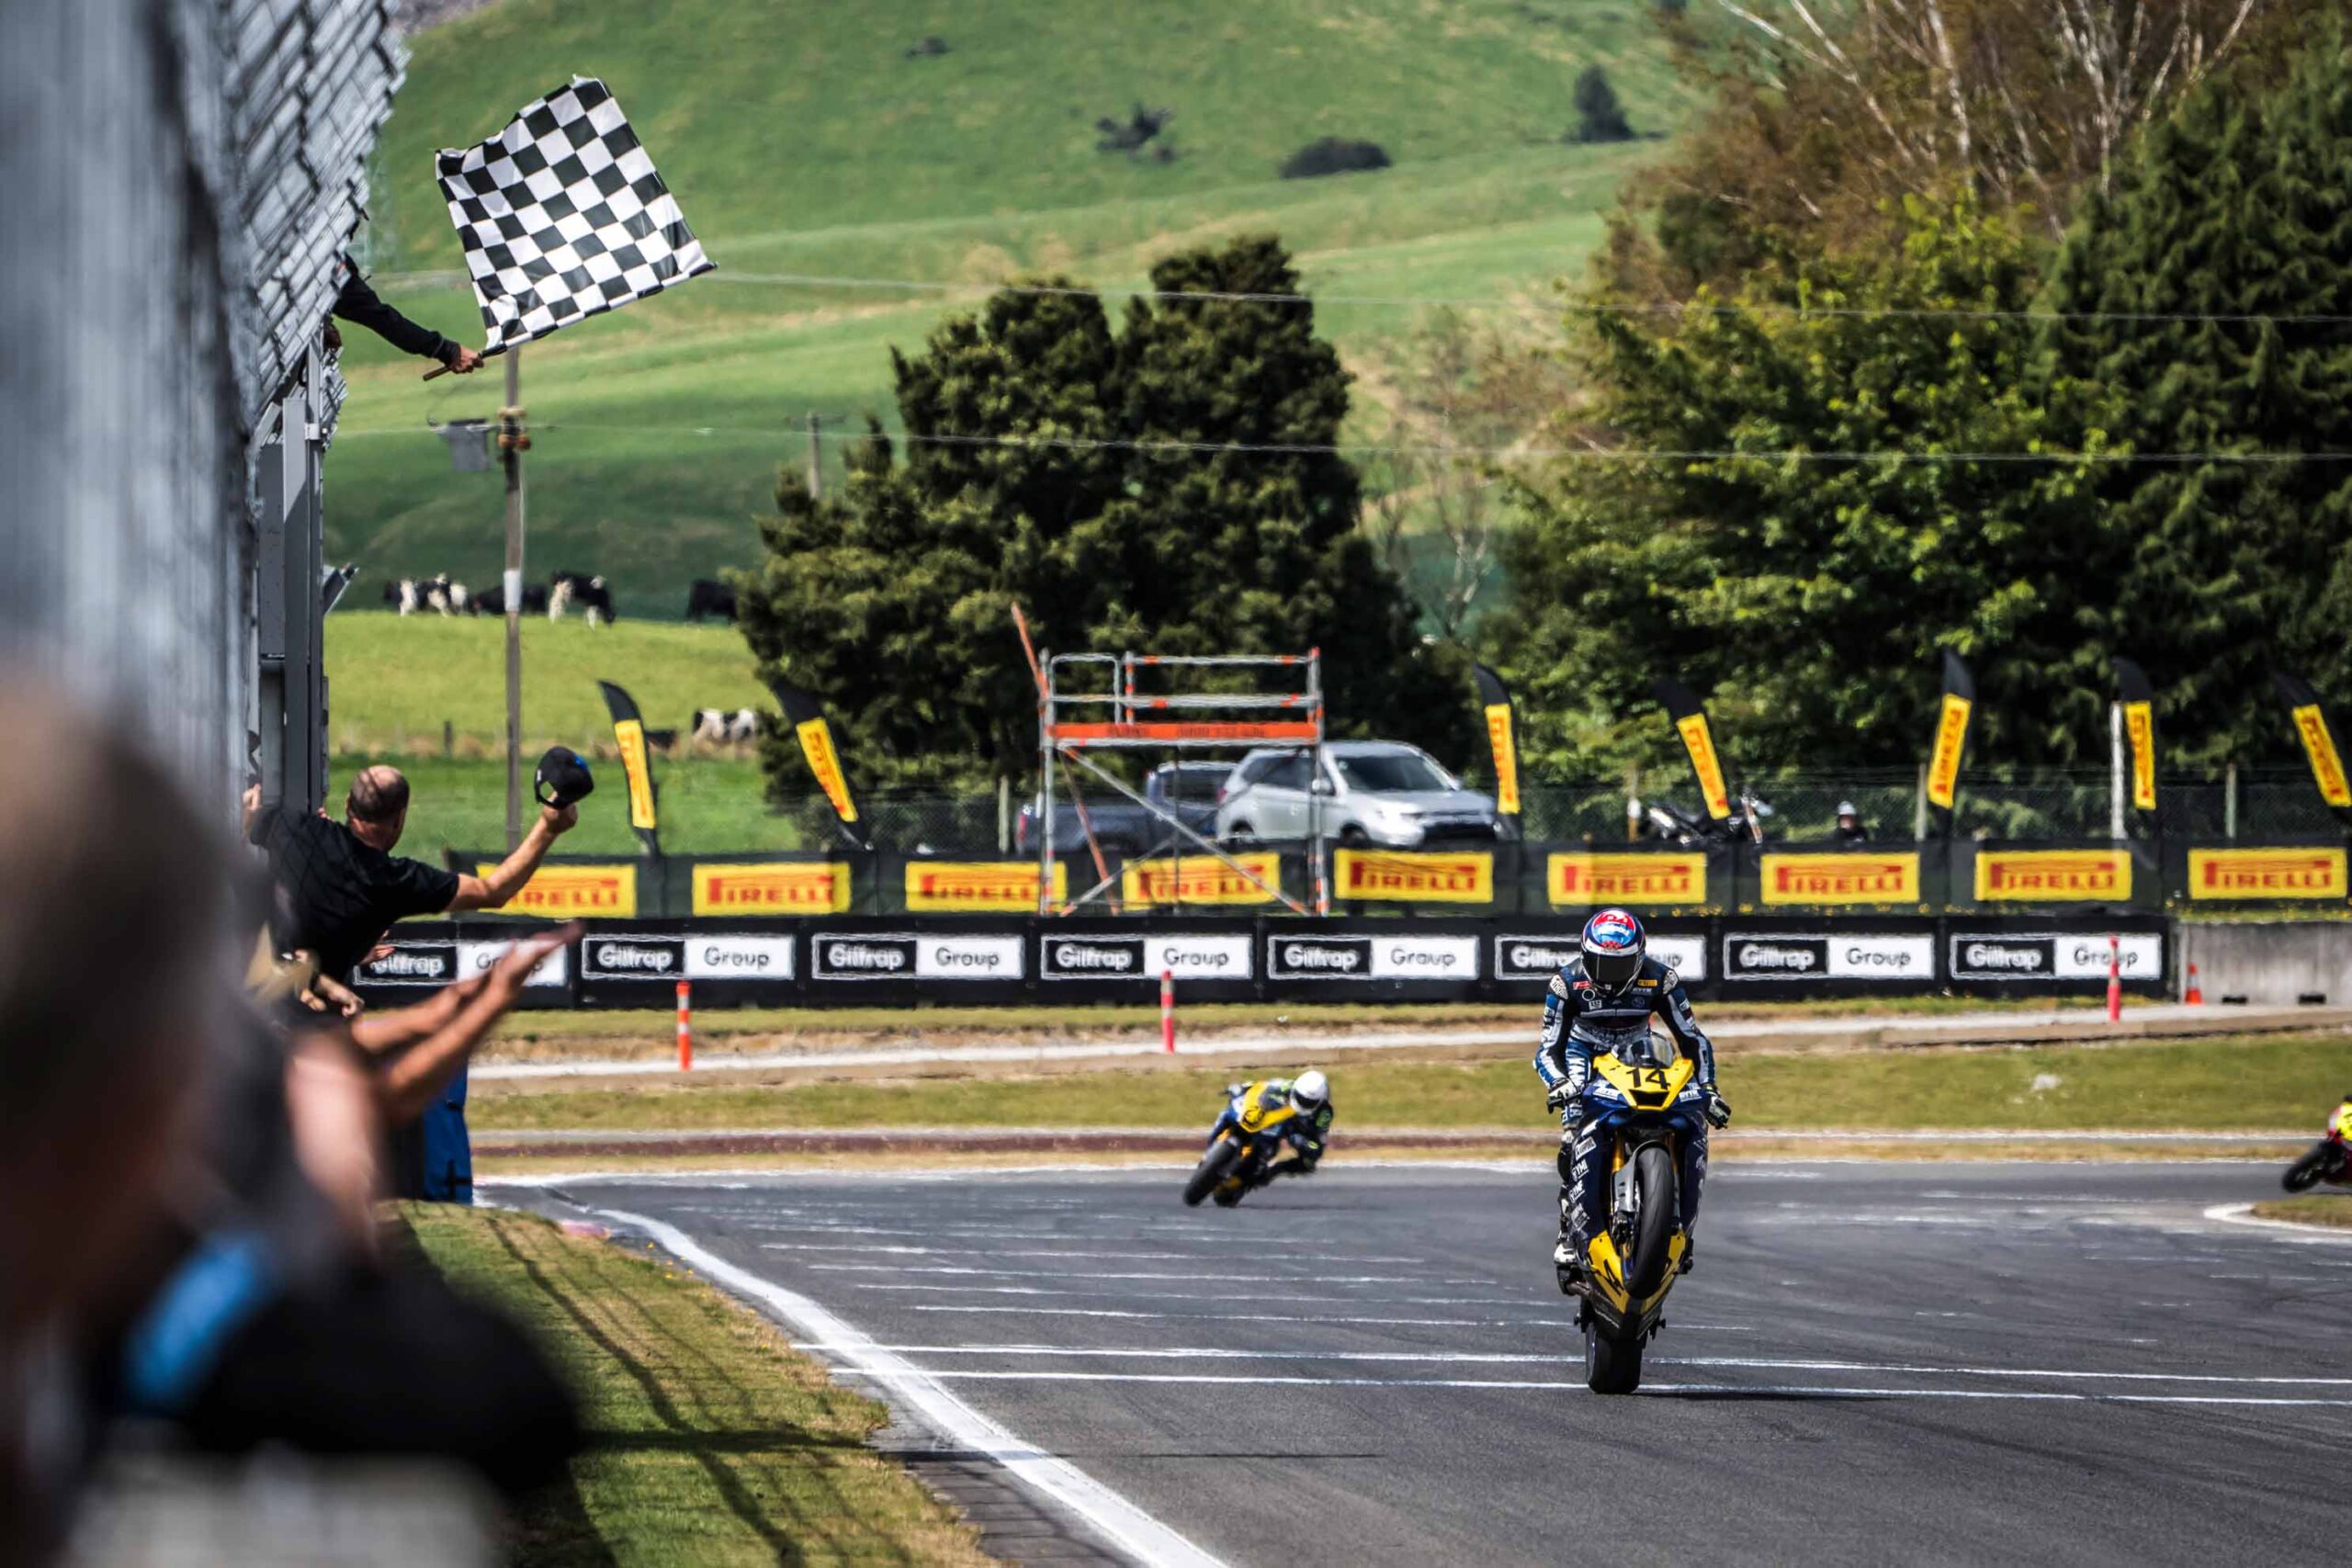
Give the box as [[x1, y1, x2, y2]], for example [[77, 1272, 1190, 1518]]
[[788, 767, 2347, 854]]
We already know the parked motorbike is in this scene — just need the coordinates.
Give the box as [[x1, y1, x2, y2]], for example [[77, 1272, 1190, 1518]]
[[2281, 1094, 2352, 1191], [1565, 1032, 1707, 1394], [1182, 1080, 1299, 1208], [1641, 793, 1772, 847]]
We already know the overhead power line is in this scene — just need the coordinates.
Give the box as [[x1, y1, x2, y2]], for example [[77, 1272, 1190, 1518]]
[[705, 269, 2352, 330], [340, 420, 2352, 467], [375, 263, 2352, 330]]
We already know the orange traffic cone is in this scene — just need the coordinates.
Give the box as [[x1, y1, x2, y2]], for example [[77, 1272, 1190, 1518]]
[[2184, 963, 2204, 1006]]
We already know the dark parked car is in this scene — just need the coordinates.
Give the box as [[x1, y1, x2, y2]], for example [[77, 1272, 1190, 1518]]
[[1016, 761, 1233, 854]]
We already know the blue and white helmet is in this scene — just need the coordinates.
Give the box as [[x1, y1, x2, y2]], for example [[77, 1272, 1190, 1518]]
[[1580, 908, 1645, 993]]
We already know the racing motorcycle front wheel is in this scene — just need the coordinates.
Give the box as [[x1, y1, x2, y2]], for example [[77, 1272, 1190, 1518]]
[[1183, 1138, 1242, 1207], [2282, 1144, 2342, 1192]]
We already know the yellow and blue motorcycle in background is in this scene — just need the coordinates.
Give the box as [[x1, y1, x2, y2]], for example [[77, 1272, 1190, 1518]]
[[1183, 1080, 1302, 1208], [1567, 1033, 1706, 1393]]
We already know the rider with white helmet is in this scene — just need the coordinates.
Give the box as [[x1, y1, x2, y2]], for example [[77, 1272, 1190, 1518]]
[[1214, 1069, 1334, 1198]]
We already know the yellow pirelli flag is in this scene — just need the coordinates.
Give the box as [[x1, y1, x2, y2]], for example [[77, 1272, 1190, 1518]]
[[1925, 651, 1976, 812], [1472, 664, 1521, 817], [596, 680, 662, 852], [2272, 671, 2351, 813], [2116, 656, 2160, 815], [1652, 677, 1732, 820]]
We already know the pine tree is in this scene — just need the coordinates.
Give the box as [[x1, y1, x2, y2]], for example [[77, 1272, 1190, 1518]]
[[2043, 26, 2352, 761], [1571, 66, 1634, 144], [1488, 198, 2120, 774], [737, 237, 1473, 798]]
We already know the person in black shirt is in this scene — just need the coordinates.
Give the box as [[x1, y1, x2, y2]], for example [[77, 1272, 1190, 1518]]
[[1831, 800, 1871, 842], [246, 764, 576, 987], [327, 254, 482, 375]]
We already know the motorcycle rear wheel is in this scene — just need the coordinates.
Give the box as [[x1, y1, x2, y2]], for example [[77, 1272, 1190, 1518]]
[[1183, 1140, 1242, 1207], [1623, 1144, 1680, 1298], [1584, 1325, 1643, 1394]]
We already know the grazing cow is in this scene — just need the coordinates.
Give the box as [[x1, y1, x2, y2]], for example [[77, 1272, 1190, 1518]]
[[382, 578, 421, 615], [726, 707, 760, 743], [475, 581, 548, 616], [684, 579, 738, 623], [690, 708, 731, 746], [549, 570, 616, 628], [422, 574, 474, 615]]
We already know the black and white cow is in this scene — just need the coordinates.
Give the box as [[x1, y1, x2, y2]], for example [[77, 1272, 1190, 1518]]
[[684, 579, 738, 623], [423, 574, 474, 615], [382, 578, 421, 615], [475, 581, 550, 616], [549, 570, 616, 627], [689, 707, 760, 747]]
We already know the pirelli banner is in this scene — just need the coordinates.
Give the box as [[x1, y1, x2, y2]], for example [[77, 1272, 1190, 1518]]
[[1333, 849, 1495, 905], [2180, 845, 2348, 903], [1757, 852, 1923, 908]]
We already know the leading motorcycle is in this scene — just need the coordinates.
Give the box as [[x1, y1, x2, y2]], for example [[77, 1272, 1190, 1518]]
[[2281, 1093, 2352, 1191], [1566, 1031, 1706, 1394], [1182, 1080, 1298, 1208]]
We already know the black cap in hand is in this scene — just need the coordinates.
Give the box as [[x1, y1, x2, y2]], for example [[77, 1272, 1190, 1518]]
[[534, 747, 595, 808]]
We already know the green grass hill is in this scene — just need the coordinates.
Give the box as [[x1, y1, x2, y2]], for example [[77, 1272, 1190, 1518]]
[[326, 0, 1695, 618]]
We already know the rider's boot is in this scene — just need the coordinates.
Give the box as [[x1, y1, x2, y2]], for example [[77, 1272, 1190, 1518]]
[[1553, 1193, 1587, 1294]]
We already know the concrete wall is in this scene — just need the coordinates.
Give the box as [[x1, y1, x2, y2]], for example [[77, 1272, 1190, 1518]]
[[2177, 920, 2352, 1006]]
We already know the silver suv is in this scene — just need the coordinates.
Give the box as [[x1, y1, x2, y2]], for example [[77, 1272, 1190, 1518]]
[[1215, 740, 1502, 847]]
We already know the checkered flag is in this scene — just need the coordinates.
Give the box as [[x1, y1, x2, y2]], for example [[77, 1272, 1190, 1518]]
[[435, 77, 713, 354]]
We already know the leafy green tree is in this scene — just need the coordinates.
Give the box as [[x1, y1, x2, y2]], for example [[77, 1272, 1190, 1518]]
[[2043, 26, 2352, 761], [737, 237, 1473, 800], [1487, 198, 2120, 777]]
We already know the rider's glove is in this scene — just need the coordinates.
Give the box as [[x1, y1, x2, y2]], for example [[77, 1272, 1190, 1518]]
[[1702, 1089, 1733, 1130], [1544, 1081, 1577, 1114]]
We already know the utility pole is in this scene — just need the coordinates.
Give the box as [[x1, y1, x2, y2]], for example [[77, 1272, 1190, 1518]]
[[501, 347, 529, 850], [806, 412, 823, 500]]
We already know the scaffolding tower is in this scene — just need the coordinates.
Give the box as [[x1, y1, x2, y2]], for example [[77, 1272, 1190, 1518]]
[[1038, 648, 1329, 916]]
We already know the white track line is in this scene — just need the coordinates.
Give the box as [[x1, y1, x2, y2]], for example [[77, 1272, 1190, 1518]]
[[592, 1207, 1228, 1568], [793, 1345, 2352, 1385], [903, 1304, 1530, 1327], [831, 1368, 2352, 1404], [2202, 1202, 2352, 1243]]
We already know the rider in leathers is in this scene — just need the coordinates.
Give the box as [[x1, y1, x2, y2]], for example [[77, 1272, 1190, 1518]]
[[1533, 912, 1731, 1285]]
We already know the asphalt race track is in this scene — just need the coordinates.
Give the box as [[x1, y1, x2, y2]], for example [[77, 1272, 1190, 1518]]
[[506, 1163, 2349, 1566]]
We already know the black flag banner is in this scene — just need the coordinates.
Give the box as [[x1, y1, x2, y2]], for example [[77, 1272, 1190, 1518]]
[[596, 680, 661, 855], [2272, 671, 2352, 818], [1651, 678, 1732, 822], [768, 680, 866, 844], [2114, 657, 2159, 815], [1925, 651, 1975, 819], [1471, 664, 1521, 818], [435, 77, 714, 355]]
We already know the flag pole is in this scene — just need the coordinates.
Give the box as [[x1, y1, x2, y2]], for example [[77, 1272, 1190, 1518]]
[[501, 345, 526, 850]]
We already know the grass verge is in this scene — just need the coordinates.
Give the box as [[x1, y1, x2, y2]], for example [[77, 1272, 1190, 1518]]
[[399, 1202, 991, 1567], [469, 1032, 2352, 1136], [2250, 1194, 2352, 1227]]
